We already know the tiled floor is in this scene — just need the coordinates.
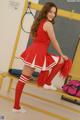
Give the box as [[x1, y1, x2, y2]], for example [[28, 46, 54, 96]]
[[0, 77, 80, 120]]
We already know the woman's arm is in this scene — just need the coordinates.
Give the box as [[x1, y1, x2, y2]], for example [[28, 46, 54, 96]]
[[43, 21, 68, 60], [43, 21, 63, 55]]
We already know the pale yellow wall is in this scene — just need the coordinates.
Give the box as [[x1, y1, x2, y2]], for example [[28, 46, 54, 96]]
[[0, 0, 39, 72], [0, 0, 24, 72]]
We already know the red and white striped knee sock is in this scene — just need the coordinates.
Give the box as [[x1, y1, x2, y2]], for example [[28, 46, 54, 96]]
[[13, 74, 30, 109], [45, 58, 72, 85], [45, 63, 64, 85]]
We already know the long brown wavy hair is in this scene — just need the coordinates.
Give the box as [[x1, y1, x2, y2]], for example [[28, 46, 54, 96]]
[[30, 2, 58, 38]]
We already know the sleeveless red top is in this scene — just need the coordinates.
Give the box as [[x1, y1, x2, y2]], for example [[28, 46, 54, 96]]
[[33, 19, 50, 48], [21, 19, 59, 70]]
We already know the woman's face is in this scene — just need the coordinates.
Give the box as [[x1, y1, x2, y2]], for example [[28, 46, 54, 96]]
[[47, 7, 57, 21]]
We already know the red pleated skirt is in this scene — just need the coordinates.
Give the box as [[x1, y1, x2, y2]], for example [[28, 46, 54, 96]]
[[20, 42, 60, 70]]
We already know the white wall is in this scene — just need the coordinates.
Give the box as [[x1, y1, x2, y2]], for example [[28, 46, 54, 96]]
[[0, 0, 39, 72]]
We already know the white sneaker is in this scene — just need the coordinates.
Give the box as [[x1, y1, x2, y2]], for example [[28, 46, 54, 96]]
[[12, 107, 26, 113], [51, 85, 57, 90], [43, 84, 57, 90]]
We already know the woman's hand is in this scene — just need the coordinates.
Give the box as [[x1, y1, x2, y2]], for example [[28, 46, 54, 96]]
[[61, 54, 68, 60]]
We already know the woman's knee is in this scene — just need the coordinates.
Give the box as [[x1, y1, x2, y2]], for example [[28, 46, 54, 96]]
[[22, 65, 35, 76]]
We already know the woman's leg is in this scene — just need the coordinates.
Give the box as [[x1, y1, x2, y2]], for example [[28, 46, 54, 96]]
[[37, 57, 63, 87], [13, 65, 35, 110], [44, 58, 72, 89], [45, 57, 64, 85]]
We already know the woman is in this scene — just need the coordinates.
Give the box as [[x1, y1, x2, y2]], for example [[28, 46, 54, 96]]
[[13, 2, 72, 112]]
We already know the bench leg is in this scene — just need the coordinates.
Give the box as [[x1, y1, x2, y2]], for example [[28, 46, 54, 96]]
[[0, 75, 3, 89], [8, 78, 14, 92]]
